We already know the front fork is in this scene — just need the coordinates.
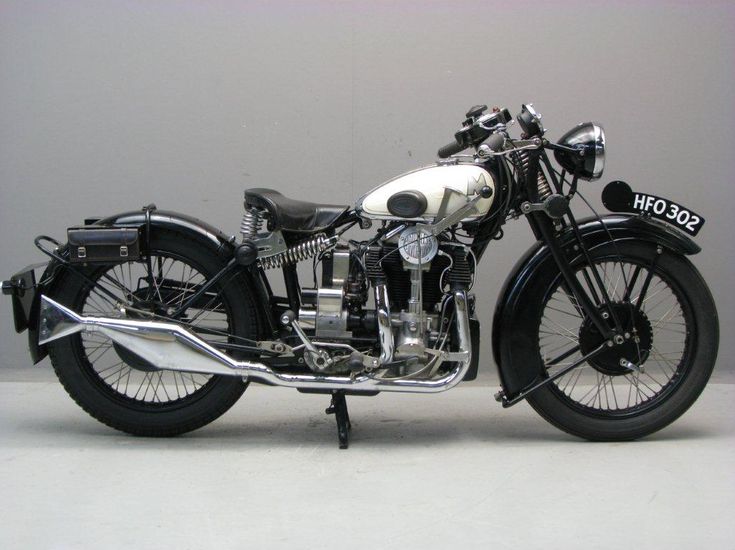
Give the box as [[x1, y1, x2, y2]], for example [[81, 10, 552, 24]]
[[495, 212, 626, 407], [531, 212, 618, 342], [523, 149, 622, 342]]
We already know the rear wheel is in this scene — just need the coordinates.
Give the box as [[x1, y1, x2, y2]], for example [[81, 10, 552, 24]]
[[48, 230, 259, 436], [525, 241, 718, 441]]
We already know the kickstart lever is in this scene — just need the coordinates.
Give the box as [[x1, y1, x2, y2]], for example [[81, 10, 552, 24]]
[[280, 310, 333, 371]]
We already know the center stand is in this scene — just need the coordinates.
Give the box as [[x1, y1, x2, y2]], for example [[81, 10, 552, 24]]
[[325, 390, 351, 449]]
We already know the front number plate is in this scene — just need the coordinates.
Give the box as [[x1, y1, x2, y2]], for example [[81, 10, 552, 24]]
[[601, 180, 705, 236]]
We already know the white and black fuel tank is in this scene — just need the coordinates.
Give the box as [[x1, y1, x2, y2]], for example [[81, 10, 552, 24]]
[[356, 163, 496, 221]]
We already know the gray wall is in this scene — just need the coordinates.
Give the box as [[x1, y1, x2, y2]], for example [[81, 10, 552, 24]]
[[1, 1, 734, 376]]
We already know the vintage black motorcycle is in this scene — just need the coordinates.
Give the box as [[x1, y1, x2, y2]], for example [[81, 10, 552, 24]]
[[3, 104, 718, 448]]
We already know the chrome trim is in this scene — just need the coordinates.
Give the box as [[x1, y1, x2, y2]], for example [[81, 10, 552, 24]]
[[297, 308, 317, 329], [316, 288, 347, 336], [592, 124, 606, 180], [315, 247, 350, 337], [330, 248, 350, 287], [281, 312, 320, 356], [417, 194, 481, 236], [374, 284, 394, 365], [259, 233, 336, 270], [292, 341, 360, 354], [280, 312, 334, 372], [253, 230, 288, 259], [39, 298, 246, 377], [39, 293, 471, 393], [382, 223, 407, 241], [240, 207, 264, 240], [398, 226, 438, 265]]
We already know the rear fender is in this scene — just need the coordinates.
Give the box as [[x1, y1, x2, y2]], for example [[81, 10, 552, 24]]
[[13, 209, 273, 364], [492, 214, 700, 398]]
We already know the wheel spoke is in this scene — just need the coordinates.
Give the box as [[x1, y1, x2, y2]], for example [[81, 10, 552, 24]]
[[622, 265, 641, 302], [538, 254, 690, 416], [635, 264, 656, 310], [76, 252, 238, 404]]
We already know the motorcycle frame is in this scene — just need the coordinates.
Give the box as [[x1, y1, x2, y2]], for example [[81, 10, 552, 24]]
[[263, 148, 622, 380], [5, 145, 701, 406]]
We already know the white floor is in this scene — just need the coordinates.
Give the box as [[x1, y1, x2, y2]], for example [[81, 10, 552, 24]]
[[0, 375, 733, 549]]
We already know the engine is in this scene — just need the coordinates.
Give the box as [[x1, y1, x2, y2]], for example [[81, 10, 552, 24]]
[[296, 223, 474, 379]]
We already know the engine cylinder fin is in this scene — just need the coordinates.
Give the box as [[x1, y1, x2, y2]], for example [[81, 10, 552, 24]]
[[446, 248, 472, 290], [365, 246, 386, 283], [379, 245, 449, 311]]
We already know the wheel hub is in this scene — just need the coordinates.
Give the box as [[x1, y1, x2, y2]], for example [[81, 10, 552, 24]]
[[578, 302, 653, 376]]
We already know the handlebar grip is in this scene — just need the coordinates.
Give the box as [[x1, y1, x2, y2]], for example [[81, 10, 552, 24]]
[[437, 140, 466, 158]]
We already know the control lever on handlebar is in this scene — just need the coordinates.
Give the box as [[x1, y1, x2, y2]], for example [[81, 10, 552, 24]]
[[476, 134, 506, 158], [437, 106, 514, 159]]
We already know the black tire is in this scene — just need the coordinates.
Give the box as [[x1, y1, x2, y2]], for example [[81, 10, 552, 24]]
[[47, 229, 259, 436], [524, 240, 718, 441]]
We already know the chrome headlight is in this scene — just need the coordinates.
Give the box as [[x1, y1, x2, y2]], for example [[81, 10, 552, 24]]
[[554, 122, 606, 181]]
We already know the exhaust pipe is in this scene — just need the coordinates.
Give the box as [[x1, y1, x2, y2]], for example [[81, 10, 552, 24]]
[[38, 292, 472, 394]]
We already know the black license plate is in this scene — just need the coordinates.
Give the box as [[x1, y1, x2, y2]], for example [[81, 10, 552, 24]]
[[602, 180, 705, 236]]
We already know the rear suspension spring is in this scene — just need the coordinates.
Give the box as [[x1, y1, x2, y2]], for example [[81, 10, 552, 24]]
[[260, 234, 334, 270]]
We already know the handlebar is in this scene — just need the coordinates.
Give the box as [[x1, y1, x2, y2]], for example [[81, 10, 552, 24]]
[[437, 105, 513, 159], [437, 140, 467, 159], [437, 126, 507, 159]]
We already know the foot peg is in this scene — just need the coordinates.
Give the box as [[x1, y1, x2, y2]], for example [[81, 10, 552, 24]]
[[325, 390, 351, 449]]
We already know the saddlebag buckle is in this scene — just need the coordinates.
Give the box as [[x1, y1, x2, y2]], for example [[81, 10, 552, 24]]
[[67, 226, 141, 264]]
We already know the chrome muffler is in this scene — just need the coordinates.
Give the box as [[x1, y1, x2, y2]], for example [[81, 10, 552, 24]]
[[38, 292, 472, 393]]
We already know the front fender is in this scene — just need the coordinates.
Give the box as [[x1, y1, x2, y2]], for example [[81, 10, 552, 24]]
[[491, 214, 700, 398]]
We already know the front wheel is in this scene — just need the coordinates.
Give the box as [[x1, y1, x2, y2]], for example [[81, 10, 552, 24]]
[[524, 240, 718, 441]]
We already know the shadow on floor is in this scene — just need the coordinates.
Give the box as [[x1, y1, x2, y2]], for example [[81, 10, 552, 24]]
[[10, 406, 718, 451]]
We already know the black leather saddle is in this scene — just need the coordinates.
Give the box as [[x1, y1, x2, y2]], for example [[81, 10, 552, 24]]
[[244, 188, 349, 233]]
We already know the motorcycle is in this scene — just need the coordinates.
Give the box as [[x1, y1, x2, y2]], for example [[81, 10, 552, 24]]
[[3, 103, 718, 448]]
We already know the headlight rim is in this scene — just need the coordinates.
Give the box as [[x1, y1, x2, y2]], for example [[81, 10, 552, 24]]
[[590, 123, 606, 181]]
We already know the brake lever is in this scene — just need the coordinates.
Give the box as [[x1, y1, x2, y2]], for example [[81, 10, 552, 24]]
[[476, 137, 543, 159], [477, 119, 515, 132]]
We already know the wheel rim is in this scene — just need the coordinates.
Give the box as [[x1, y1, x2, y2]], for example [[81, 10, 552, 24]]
[[75, 252, 236, 407], [538, 257, 693, 417]]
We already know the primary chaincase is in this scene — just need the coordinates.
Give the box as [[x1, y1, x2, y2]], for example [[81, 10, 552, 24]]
[[297, 245, 351, 338]]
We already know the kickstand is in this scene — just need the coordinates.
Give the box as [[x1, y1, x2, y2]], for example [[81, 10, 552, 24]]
[[325, 390, 351, 449]]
